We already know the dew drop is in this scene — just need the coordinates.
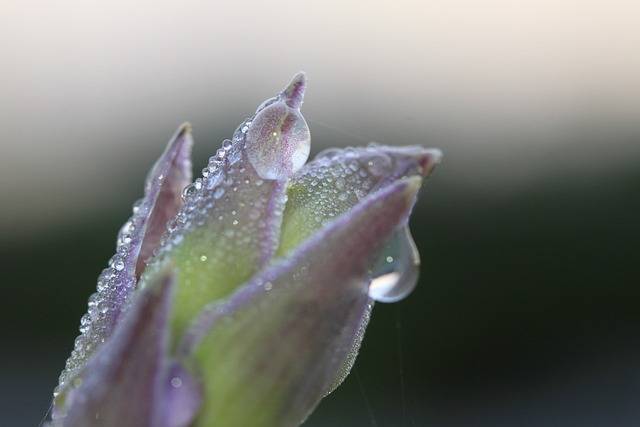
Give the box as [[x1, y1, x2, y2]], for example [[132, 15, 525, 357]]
[[245, 101, 310, 180], [367, 226, 420, 303], [132, 199, 143, 214], [182, 183, 198, 200], [170, 377, 183, 388], [213, 187, 225, 199]]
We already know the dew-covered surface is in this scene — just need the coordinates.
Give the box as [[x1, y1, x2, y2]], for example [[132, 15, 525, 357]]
[[278, 145, 441, 255], [143, 130, 289, 341], [55, 126, 193, 400], [275, 145, 441, 396], [47, 73, 442, 427], [141, 74, 312, 343], [183, 179, 420, 427]]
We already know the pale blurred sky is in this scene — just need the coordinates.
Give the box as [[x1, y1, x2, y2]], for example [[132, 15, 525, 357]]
[[1, 0, 639, 237]]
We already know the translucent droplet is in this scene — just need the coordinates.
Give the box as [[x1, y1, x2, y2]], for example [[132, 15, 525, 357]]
[[213, 187, 225, 199], [182, 183, 199, 200], [368, 226, 420, 302], [113, 258, 125, 271], [170, 377, 183, 388], [245, 101, 310, 180], [132, 199, 144, 214]]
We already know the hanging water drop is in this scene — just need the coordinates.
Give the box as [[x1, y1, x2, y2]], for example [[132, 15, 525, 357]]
[[367, 226, 420, 302]]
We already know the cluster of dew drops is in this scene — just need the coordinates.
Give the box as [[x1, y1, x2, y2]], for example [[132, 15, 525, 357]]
[[55, 118, 255, 398], [54, 195, 151, 398], [150, 118, 255, 264], [294, 144, 395, 225]]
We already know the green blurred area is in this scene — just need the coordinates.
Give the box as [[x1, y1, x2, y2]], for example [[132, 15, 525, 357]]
[[2, 146, 639, 426]]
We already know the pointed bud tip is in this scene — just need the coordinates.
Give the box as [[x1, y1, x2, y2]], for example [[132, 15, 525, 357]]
[[418, 148, 443, 177], [282, 72, 307, 109], [177, 122, 193, 138]]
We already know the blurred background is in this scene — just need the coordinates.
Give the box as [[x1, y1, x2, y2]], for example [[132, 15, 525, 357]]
[[1, 1, 639, 426]]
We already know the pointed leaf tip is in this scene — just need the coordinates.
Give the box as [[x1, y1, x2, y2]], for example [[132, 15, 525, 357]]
[[282, 72, 307, 109], [417, 147, 443, 177], [56, 124, 194, 397]]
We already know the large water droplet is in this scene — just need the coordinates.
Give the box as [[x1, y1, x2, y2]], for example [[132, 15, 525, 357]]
[[245, 101, 310, 180], [368, 226, 420, 302]]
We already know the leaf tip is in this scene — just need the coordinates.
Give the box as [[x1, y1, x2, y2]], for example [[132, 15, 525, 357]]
[[282, 71, 307, 109]]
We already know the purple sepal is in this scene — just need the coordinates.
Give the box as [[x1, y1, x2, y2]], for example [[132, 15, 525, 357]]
[[178, 178, 421, 426], [57, 125, 193, 394], [60, 269, 178, 426]]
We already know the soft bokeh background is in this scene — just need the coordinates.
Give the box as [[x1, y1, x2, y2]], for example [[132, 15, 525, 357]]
[[2, 1, 639, 426]]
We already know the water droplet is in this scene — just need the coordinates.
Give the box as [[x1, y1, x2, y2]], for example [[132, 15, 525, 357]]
[[245, 101, 310, 180], [182, 183, 199, 200], [170, 377, 183, 388], [113, 259, 125, 271], [213, 187, 225, 199], [222, 139, 233, 150], [200, 255, 208, 262], [97, 300, 109, 314], [167, 219, 178, 232], [132, 199, 143, 214], [368, 226, 420, 302]]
